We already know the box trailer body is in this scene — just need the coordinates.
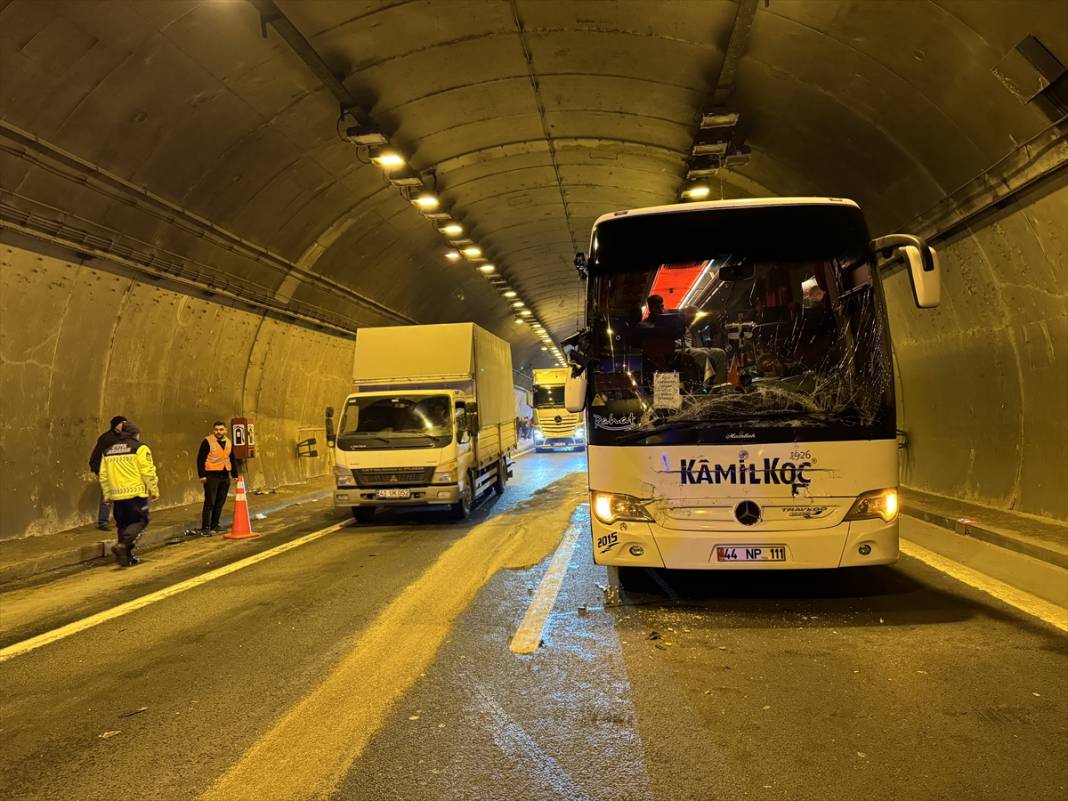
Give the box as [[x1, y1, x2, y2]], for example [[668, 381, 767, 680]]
[[329, 323, 517, 521]]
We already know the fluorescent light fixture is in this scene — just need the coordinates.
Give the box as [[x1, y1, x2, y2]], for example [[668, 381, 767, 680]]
[[444, 250, 461, 262], [503, 290, 517, 298], [413, 193, 440, 209], [388, 170, 422, 187], [520, 309, 532, 317], [540, 346, 548, 351], [345, 124, 387, 146], [370, 148, 405, 168], [700, 110, 740, 129], [461, 246, 482, 258], [478, 264, 495, 273], [440, 223, 463, 236], [514, 317, 525, 325]]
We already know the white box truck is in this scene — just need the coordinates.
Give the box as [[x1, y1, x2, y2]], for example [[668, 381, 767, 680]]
[[326, 323, 518, 522], [531, 367, 585, 451]]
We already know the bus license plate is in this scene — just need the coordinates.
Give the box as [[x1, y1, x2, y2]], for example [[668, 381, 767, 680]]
[[376, 488, 411, 499], [716, 545, 786, 562]]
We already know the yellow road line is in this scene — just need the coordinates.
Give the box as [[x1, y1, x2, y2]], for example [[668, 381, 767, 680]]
[[901, 538, 1068, 632], [200, 480, 585, 801], [0, 521, 349, 663], [510, 523, 582, 654]]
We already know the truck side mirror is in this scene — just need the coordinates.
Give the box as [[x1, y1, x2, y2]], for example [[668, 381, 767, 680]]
[[325, 406, 336, 447], [902, 244, 941, 308], [871, 234, 941, 309], [565, 371, 588, 413]]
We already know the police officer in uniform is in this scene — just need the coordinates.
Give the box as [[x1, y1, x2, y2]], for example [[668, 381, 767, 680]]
[[197, 421, 238, 534], [98, 420, 159, 567]]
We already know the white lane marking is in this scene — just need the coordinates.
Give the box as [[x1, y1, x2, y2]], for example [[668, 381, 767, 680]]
[[0, 521, 349, 663], [901, 538, 1068, 632], [510, 522, 582, 654]]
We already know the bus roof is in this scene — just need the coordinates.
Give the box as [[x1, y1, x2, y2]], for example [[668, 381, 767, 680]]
[[592, 197, 860, 229]]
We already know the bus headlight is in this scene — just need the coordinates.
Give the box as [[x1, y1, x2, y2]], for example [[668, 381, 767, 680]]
[[334, 465, 356, 487], [533, 429, 545, 442], [844, 488, 898, 523], [592, 492, 654, 525]]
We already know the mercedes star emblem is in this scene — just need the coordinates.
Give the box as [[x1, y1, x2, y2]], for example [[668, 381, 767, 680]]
[[735, 500, 761, 526]]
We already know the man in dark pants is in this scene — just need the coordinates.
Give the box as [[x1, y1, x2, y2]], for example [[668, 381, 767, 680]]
[[98, 421, 159, 567], [89, 415, 127, 531], [197, 421, 238, 534]]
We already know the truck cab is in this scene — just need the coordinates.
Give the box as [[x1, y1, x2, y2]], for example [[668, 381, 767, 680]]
[[532, 367, 585, 452]]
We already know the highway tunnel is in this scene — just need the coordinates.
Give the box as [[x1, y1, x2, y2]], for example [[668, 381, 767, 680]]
[[0, 3, 1066, 800]]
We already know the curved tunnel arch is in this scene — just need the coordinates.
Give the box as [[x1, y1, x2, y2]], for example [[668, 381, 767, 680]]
[[0, 0, 1065, 540]]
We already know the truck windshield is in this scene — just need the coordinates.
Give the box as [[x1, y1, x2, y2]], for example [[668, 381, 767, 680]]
[[532, 386, 565, 407], [337, 395, 453, 450], [586, 203, 894, 446]]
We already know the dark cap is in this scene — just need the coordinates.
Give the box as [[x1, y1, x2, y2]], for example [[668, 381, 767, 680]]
[[110, 415, 127, 429]]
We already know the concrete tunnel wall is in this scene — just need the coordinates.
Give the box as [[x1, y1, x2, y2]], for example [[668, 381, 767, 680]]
[[886, 184, 1068, 522], [0, 244, 355, 541]]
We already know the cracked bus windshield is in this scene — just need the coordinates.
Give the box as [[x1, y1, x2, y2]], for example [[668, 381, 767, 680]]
[[337, 394, 453, 450], [587, 206, 894, 446]]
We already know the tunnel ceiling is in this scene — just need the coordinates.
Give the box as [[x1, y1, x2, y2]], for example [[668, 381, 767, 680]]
[[1, 0, 1065, 370]]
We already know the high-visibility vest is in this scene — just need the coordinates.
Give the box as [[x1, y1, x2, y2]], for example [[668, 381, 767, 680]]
[[205, 436, 232, 472]]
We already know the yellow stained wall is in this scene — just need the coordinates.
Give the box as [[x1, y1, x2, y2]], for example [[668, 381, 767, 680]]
[[0, 245, 354, 540]]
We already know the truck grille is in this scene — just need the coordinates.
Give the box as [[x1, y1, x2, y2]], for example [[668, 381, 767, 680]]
[[354, 467, 435, 487], [537, 412, 581, 435]]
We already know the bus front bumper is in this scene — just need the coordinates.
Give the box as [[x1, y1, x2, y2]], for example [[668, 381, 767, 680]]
[[334, 485, 460, 507], [591, 516, 899, 570]]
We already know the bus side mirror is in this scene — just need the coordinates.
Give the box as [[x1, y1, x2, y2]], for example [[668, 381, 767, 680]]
[[565, 371, 587, 413], [871, 234, 941, 309], [325, 406, 336, 447], [902, 245, 941, 308]]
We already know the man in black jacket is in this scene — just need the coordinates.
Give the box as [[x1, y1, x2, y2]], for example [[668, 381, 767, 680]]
[[89, 415, 127, 531]]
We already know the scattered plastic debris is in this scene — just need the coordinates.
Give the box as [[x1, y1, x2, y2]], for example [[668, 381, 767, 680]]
[[98, 730, 121, 739], [253, 513, 267, 520], [646, 631, 661, 641], [577, 606, 589, 617], [857, 752, 867, 758], [120, 706, 147, 718]]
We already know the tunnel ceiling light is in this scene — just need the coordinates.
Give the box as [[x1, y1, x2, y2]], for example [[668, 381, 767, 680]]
[[439, 222, 464, 236], [701, 110, 740, 129], [413, 193, 440, 210], [503, 290, 517, 298], [388, 169, 423, 187], [540, 346, 548, 351], [461, 246, 482, 258], [370, 147, 405, 168], [514, 317, 525, 325], [520, 309, 532, 317], [478, 264, 496, 273], [345, 124, 387, 146], [424, 211, 451, 221], [445, 250, 461, 262], [511, 300, 524, 308], [681, 182, 711, 201]]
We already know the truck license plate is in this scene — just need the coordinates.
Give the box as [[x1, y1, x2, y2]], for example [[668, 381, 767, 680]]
[[716, 545, 786, 562], [376, 488, 411, 499]]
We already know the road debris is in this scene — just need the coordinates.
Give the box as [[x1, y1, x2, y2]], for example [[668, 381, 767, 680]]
[[98, 730, 121, 739]]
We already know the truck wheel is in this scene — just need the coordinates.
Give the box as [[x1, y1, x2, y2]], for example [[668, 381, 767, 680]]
[[493, 459, 507, 495], [451, 477, 474, 520], [352, 507, 375, 523]]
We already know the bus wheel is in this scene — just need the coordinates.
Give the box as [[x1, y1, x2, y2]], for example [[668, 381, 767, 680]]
[[493, 459, 507, 495], [451, 476, 474, 520], [352, 507, 375, 523]]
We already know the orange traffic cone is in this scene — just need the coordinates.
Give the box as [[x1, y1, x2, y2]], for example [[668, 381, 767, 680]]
[[727, 356, 740, 386], [224, 475, 257, 539]]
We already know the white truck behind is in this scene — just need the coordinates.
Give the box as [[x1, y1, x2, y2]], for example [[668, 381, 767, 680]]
[[327, 323, 517, 522]]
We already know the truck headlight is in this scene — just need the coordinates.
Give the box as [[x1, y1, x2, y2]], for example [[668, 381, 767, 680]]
[[334, 465, 355, 487], [433, 462, 457, 484], [844, 488, 898, 523], [575, 427, 585, 439], [533, 429, 544, 441], [592, 492, 654, 525]]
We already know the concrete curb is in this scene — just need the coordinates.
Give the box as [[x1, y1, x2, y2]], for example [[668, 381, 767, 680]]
[[900, 507, 1068, 570], [0, 488, 331, 586]]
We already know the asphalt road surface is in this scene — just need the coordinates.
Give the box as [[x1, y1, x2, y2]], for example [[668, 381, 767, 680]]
[[1, 453, 1065, 801]]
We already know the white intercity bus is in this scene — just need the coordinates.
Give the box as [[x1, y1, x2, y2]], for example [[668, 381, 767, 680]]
[[563, 198, 940, 590]]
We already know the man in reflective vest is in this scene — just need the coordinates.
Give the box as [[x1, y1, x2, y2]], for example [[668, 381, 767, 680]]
[[196, 421, 238, 534], [98, 420, 159, 567]]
